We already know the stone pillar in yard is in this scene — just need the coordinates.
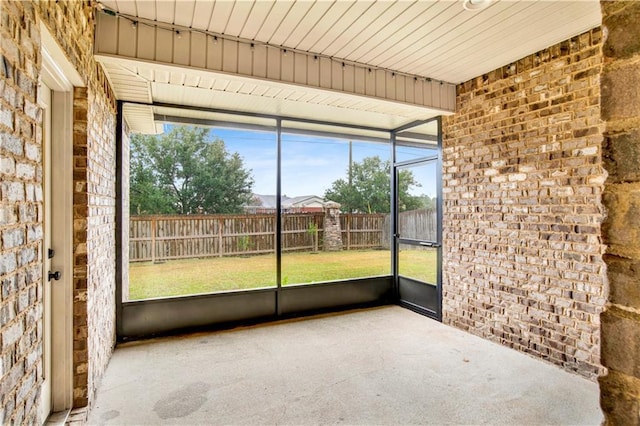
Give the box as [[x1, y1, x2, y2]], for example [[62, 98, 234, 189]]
[[599, 2, 640, 424], [323, 201, 343, 251]]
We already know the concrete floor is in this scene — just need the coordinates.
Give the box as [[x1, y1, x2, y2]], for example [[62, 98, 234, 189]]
[[88, 306, 602, 425]]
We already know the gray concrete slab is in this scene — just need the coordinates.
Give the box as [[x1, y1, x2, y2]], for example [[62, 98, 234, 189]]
[[87, 306, 602, 425]]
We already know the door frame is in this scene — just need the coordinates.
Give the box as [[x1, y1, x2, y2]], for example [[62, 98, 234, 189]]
[[392, 118, 443, 320], [39, 22, 83, 418]]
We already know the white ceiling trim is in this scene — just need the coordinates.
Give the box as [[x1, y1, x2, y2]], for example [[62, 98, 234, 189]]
[[96, 54, 452, 134]]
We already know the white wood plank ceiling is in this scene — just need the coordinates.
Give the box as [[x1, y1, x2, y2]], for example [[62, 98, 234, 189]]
[[95, 0, 601, 133], [97, 0, 601, 84]]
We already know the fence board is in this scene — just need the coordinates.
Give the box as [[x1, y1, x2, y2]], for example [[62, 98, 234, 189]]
[[129, 211, 435, 262], [398, 208, 437, 241]]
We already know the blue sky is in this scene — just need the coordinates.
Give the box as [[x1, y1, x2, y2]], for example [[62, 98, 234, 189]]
[[163, 124, 436, 198]]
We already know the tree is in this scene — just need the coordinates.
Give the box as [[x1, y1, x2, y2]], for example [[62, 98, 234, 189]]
[[130, 126, 254, 215], [324, 156, 424, 213]]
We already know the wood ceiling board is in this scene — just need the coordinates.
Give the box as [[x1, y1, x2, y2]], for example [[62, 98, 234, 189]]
[[134, 0, 155, 20], [100, 0, 119, 12], [208, 1, 236, 33], [414, 2, 552, 72], [253, 2, 295, 43], [172, 0, 196, 27], [115, 0, 137, 16], [303, 1, 375, 55], [346, 2, 439, 64], [154, 0, 176, 24], [358, 2, 480, 69], [374, 2, 480, 74], [310, 1, 392, 58], [430, 3, 599, 82], [267, 1, 316, 47], [293, 2, 355, 53], [280, 2, 335, 50], [400, 1, 547, 75], [237, 1, 275, 40], [330, 1, 423, 60], [332, 2, 448, 64], [224, 1, 254, 37], [190, 0, 215, 30], [420, 1, 562, 77]]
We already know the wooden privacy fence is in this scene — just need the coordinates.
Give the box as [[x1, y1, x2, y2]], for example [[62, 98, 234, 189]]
[[398, 208, 438, 241], [381, 208, 437, 247], [129, 213, 389, 262]]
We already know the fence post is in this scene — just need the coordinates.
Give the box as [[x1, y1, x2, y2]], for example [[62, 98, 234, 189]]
[[151, 217, 156, 263], [346, 214, 351, 250], [218, 217, 224, 257]]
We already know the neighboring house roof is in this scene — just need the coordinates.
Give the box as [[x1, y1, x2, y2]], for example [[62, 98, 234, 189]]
[[285, 195, 325, 208], [247, 194, 326, 209]]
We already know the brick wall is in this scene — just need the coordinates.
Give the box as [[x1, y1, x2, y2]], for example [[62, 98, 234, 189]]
[[0, 2, 44, 423], [85, 87, 116, 406], [442, 28, 606, 379], [0, 0, 117, 422], [599, 2, 640, 424]]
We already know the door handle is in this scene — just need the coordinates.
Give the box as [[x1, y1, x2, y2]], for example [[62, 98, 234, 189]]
[[419, 242, 441, 248], [48, 271, 61, 281]]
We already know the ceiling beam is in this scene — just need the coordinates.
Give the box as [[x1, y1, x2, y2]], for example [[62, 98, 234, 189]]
[[94, 11, 455, 114]]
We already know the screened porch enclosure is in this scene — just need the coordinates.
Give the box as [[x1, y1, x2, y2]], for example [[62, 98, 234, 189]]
[[118, 105, 443, 338]]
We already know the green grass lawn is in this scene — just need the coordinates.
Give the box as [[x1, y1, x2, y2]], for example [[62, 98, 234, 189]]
[[128, 249, 437, 300]]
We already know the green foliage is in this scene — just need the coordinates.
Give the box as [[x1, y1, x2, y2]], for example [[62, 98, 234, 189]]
[[307, 222, 319, 252], [307, 222, 318, 234], [417, 194, 437, 210], [129, 126, 254, 215], [238, 235, 252, 252], [323, 156, 424, 213]]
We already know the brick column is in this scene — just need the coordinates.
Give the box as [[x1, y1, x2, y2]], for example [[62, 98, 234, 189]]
[[72, 87, 90, 408], [599, 2, 640, 424], [323, 201, 343, 251]]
